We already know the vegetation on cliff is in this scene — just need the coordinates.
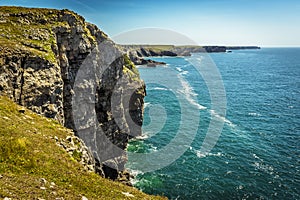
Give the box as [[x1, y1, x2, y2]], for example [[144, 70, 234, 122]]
[[0, 96, 165, 199]]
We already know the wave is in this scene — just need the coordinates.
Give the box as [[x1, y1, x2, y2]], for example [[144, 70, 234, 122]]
[[176, 67, 189, 75], [252, 153, 277, 175], [127, 169, 144, 185], [177, 74, 206, 110], [210, 109, 236, 127], [193, 148, 223, 158], [180, 71, 189, 75], [144, 102, 151, 108], [248, 112, 261, 117], [176, 67, 183, 72], [185, 56, 203, 63], [148, 87, 170, 91], [129, 169, 144, 177], [135, 134, 149, 140], [149, 144, 158, 152], [131, 131, 152, 140], [153, 87, 170, 91], [196, 57, 203, 62]]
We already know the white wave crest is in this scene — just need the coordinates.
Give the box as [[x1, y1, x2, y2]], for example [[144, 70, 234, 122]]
[[210, 109, 235, 127], [176, 67, 189, 75], [149, 144, 158, 152], [144, 102, 151, 108], [127, 169, 144, 185], [135, 134, 149, 140], [194, 150, 223, 158], [248, 112, 261, 117], [176, 67, 183, 72], [180, 71, 189, 75], [177, 74, 206, 110], [153, 87, 170, 91]]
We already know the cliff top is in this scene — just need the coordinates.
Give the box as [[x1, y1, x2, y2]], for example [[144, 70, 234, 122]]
[[0, 96, 164, 199], [0, 6, 105, 64]]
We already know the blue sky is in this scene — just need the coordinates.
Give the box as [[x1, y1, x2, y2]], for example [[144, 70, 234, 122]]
[[1, 0, 300, 46]]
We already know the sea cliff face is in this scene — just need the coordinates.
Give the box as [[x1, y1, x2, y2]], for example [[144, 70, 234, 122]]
[[0, 7, 145, 181]]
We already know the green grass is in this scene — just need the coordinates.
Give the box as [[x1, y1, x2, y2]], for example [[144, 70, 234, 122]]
[[0, 96, 166, 199], [123, 54, 142, 83], [142, 45, 174, 52], [122, 45, 175, 52], [0, 6, 97, 64], [0, 7, 58, 63]]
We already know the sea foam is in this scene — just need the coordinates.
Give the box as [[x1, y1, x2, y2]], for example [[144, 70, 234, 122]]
[[210, 109, 236, 127], [177, 74, 206, 110]]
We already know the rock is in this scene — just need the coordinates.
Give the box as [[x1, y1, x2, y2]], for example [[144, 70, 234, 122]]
[[55, 134, 96, 173], [121, 192, 134, 197], [50, 182, 56, 189], [18, 108, 26, 113], [124, 48, 166, 66], [82, 196, 88, 200], [40, 178, 47, 184]]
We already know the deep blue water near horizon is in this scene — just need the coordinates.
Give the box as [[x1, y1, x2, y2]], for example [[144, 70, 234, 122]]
[[126, 48, 300, 199]]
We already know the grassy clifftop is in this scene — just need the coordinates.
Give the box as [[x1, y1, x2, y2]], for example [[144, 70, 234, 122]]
[[0, 6, 100, 63], [0, 7, 63, 63], [0, 96, 165, 199]]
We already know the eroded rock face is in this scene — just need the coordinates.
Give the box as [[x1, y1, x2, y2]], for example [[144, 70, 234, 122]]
[[0, 50, 64, 123], [0, 7, 145, 181]]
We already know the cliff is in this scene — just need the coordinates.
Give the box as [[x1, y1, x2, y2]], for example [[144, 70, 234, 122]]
[[226, 46, 261, 50], [121, 45, 227, 57], [0, 6, 145, 182]]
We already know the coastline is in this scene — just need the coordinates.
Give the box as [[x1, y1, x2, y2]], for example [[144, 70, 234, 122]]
[[121, 44, 260, 66]]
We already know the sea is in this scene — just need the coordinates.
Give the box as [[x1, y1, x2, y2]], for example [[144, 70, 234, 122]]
[[126, 48, 300, 200]]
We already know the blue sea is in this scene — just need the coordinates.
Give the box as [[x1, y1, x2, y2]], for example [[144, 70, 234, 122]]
[[126, 48, 300, 199]]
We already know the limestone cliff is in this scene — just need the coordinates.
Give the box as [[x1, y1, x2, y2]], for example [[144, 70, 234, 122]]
[[0, 6, 145, 181]]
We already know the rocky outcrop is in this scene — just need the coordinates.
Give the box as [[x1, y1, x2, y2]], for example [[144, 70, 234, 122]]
[[123, 46, 166, 66], [54, 131, 96, 173], [0, 6, 145, 182]]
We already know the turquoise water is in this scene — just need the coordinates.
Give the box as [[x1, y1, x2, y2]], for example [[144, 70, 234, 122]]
[[127, 48, 300, 199]]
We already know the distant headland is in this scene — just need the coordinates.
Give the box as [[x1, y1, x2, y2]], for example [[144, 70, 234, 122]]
[[121, 45, 260, 65]]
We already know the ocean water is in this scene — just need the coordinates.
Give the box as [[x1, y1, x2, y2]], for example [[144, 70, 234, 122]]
[[126, 48, 300, 199]]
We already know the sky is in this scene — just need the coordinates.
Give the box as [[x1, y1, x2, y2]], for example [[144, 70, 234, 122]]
[[1, 0, 300, 46]]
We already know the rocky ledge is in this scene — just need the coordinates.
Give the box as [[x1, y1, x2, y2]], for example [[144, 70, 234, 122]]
[[0, 6, 145, 184]]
